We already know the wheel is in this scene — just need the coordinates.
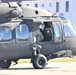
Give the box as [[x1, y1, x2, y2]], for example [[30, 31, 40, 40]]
[[0, 60, 11, 69], [32, 54, 47, 69]]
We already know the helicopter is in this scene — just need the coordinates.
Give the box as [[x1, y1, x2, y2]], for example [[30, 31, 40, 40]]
[[0, 0, 76, 69]]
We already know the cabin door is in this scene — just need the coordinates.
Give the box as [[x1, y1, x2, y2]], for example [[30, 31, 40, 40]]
[[15, 24, 32, 57], [39, 22, 62, 55], [62, 21, 76, 55]]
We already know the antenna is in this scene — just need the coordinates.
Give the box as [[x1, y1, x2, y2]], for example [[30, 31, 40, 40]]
[[52, 12, 57, 17]]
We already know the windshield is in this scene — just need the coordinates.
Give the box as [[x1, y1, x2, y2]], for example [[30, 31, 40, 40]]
[[63, 21, 76, 36]]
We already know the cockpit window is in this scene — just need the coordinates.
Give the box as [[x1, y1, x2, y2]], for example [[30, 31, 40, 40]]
[[63, 21, 76, 36], [0, 26, 12, 42], [16, 24, 29, 43]]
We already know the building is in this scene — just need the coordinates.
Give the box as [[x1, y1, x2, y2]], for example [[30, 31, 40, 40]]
[[21, 0, 76, 26]]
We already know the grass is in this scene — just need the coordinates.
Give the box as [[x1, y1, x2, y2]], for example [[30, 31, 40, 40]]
[[49, 56, 76, 62], [18, 59, 31, 63], [18, 56, 76, 63]]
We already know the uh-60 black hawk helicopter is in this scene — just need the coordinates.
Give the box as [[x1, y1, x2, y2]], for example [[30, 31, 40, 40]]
[[0, 0, 76, 69]]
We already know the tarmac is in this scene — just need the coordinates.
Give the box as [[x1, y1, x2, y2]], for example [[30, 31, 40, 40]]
[[0, 62, 76, 75]]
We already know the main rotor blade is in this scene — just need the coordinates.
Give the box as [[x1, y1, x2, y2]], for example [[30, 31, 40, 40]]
[[1, 0, 36, 3]]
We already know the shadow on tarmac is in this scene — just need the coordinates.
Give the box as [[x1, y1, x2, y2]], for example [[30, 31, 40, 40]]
[[0, 67, 59, 70]]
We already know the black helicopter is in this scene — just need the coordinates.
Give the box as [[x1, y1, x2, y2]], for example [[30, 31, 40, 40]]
[[0, 0, 76, 69]]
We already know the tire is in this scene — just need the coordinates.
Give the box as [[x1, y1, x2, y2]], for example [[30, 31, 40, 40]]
[[32, 54, 47, 69], [0, 60, 11, 69]]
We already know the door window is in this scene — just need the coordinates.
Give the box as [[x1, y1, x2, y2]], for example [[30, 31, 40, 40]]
[[15, 24, 29, 43], [0, 26, 12, 42], [53, 22, 61, 43], [54, 23, 60, 38]]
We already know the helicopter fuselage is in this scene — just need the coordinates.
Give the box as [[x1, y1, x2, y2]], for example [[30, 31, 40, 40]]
[[0, 17, 76, 60], [0, 2, 76, 69]]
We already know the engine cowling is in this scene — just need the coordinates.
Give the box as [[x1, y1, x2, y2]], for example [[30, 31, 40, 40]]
[[0, 2, 22, 19]]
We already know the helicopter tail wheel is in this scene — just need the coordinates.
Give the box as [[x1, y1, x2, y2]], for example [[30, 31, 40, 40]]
[[0, 60, 11, 69], [32, 54, 47, 69]]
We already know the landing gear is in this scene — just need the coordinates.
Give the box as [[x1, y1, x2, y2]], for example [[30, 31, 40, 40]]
[[32, 54, 47, 69], [32, 44, 47, 69], [0, 60, 11, 69]]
